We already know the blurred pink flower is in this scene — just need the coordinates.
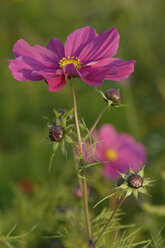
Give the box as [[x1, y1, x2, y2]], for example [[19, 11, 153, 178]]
[[9, 26, 135, 92], [74, 184, 90, 199], [19, 179, 34, 195], [85, 124, 147, 179]]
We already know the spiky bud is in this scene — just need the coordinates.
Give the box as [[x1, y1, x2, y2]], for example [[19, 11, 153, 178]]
[[49, 125, 64, 142], [117, 177, 124, 187], [127, 174, 143, 189], [105, 88, 121, 103]]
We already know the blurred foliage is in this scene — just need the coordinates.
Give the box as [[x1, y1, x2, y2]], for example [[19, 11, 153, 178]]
[[0, 0, 165, 247]]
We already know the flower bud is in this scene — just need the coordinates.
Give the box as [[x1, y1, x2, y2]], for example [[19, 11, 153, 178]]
[[57, 109, 67, 116], [117, 177, 124, 187], [127, 174, 143, 189], [74, 184, 90, 199], [58, 206, 68, 213], [105, 88, 121, 103], [49, 125, 64, 142], [19, 179, 34, 195]]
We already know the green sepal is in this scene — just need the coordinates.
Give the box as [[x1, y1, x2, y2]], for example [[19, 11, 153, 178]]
[[133, 189, 138, 199], [61, 139, 67, 157], [64, 135, 74, 144], [53, 109, 62, 119], [53, 142, 59, 152]]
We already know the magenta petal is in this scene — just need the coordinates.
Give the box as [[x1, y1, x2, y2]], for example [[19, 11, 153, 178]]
[[32, 69, 59, 78], [12, 39, 59, 68], [103, 164, 119, 179], [79, 28, 120, 62], [32, 45, 59, 66], [46, 75, 66, 92], [62, 64, 80, 77], [104, 59, 136, 81], [117, 144, 146, 173], [64, 26, 98, 58], [13, 40, 59, 65], [47, 37, 65, 59], [96, 124, 118, 161], [13, 39, 37, 58], [98, 124, 118, 147], [85, 57, 115, 68], [79, 68, 105, 86], [92, 124, 147, 179], [80, 73, 104, 86], [20, 56, 56, 71], [9, 57, 43, 81]]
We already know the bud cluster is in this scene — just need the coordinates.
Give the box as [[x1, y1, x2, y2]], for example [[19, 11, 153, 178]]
[[48, 108, 79, 158]]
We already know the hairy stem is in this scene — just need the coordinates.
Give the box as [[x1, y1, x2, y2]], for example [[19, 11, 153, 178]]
[[94, 197, 125, 245], [83, 105, 108, 141], [70, 79, 92, 244]]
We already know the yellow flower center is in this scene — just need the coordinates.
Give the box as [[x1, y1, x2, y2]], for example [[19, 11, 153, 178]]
[[59, 56, 81, 70], [105, 149, 118, 161]]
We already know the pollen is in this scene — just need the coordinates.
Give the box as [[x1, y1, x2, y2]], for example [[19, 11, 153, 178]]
[[105, 149, 118, 161], [59, 56, 81, 70]]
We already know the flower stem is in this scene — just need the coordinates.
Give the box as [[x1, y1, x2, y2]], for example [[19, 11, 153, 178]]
[[0, 239, 14, 248], [70, 79, 92, 244], [83, 105, 108, 141], [94, 197, 125, 245]]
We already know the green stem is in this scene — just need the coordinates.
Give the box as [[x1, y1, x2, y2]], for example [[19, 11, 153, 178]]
[[83, 105, 108, 141], [0, 239, 14, 248], [94, 197, 125, 245], [70, 79, 92, 244]]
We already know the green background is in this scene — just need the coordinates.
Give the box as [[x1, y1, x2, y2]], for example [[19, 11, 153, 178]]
[[0, 0, 165, 247]]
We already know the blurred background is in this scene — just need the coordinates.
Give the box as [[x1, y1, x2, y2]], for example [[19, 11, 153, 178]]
[[0, 0, 165, 247]]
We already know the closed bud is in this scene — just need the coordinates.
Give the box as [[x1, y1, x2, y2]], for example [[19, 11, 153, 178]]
[[127, 174, 143, 189], [74, 184, 90, 199], [105, 88, 121, 103], [49, 125, 64, 142], [58, 206, 68, 213]]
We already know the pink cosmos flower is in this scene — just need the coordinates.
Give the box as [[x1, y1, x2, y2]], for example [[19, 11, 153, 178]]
[[9, 26, 136, 91], [85, 124, 147, 179]]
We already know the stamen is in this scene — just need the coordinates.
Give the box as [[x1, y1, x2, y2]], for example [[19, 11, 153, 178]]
[[105, 149, 118, 161], [59, 56, 81, 70]]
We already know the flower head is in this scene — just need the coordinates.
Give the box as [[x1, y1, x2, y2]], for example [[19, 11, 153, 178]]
[[117, 166, 153, 199], [86, 124, 147, 179], [104, 88, 121, 103], [9, 26, 135, 91], [49, 125, 65, 142]]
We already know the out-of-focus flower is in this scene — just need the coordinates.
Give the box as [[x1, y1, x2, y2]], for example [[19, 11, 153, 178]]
[[85, 124, 147, 179], [74, 184, 90, 199], [58, 206, 68, 213], [9, 26, 135, 92], [19, 179, 34, 195]]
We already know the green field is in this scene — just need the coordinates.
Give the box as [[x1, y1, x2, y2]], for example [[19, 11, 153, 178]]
[[0, 0, 165, 247]]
